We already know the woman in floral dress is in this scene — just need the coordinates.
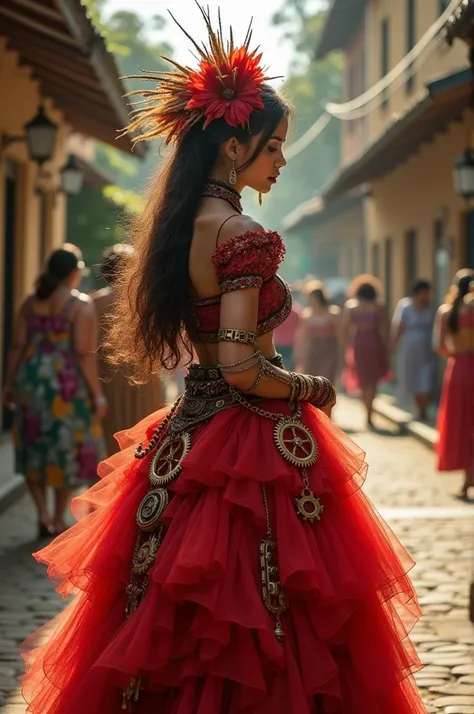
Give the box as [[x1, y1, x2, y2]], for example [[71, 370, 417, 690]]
[[3, 247, 106, 537]]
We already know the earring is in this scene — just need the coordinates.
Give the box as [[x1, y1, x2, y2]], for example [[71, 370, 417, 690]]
[[229, 159, 237, 185], [258, 193, 263, 206]]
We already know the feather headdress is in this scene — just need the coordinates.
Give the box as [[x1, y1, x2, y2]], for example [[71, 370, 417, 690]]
[[122, 4, 280, 145]]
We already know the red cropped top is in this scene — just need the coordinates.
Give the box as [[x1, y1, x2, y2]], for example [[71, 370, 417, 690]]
[[192, 230, 292, 343]]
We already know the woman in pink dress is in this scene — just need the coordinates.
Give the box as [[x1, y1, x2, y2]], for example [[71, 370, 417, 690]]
[[295, 281, 341, 383], [434, 269, 474, 500], [342, 275, 390, 428]]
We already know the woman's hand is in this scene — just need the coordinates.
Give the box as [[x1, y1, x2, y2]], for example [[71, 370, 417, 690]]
[[319, 396, 336, 418], [93, 394, 108, 420]]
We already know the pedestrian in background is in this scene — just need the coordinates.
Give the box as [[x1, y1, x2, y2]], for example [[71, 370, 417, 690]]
[[434, 269, 474, 501], [342, 274, 390, 429], [273, 301, 301, 370], [92, 244, 165, 455], [294, 280, 341, 382], [392, 279, 436, 421], [3, 247, 106, 537]]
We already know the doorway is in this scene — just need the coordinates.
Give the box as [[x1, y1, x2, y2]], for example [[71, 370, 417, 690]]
[[2, 161, 17, 432], [466, 209, 474, 269]]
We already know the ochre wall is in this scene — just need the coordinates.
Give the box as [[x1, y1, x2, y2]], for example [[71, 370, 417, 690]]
[[342, 27, 368, 164], [366, 0, 467, 142], [310, 201, 366, 279], [365, 117, 469, 313]]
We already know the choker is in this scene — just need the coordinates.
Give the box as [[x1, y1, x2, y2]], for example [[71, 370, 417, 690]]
[[202, 179, 242, 214]]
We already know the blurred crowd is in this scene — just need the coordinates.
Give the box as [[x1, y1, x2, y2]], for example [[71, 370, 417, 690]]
[[276, 268, 474, 499], [2, 244, 474, 539]]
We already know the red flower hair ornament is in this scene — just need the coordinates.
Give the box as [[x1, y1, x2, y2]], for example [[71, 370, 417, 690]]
[[121, 4, 280, 145]]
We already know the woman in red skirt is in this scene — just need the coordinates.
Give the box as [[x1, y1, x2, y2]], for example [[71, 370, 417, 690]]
[[435, 269, 474, 500], [21, 8, 427, 714]]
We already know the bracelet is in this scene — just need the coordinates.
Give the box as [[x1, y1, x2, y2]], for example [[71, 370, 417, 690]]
[[310, 377, 336, 408], [94, 394, 107, 406], [218, 328, 257, 346]]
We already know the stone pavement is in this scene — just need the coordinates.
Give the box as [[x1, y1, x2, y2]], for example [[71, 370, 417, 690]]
[[0, 396, 472, 713]]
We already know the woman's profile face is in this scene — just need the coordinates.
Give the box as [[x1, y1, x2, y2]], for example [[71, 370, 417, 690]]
[[238, 116, 288, 195]]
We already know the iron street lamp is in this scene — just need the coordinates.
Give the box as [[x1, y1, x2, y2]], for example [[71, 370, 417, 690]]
[[1, 105, 59, 165], [453, 148, 474, 199], [60, 155, 84, 196]]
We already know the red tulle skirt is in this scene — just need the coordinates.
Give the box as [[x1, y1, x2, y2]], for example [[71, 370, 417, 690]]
[[21, 402, 427, 714], [437, 353, 474, 471]]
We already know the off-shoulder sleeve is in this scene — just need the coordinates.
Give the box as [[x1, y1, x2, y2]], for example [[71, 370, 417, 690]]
[[211, 230, 285, 293]]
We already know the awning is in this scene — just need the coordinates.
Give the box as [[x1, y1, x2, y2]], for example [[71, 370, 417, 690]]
[[282, 189, 365, 233], [323, 67, 471, 201], [315, 0, 365, 59], [0, 0, 144, 156]]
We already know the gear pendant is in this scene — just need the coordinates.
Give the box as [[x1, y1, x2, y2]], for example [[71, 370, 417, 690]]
[[295, 488, 324, 524], [149, 432, 191, 487], [132, 535, 159, 575], [136, 488, 169, 532], [274, 418, 318, 468]]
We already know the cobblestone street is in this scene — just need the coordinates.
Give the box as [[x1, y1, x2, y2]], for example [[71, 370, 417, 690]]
[[0, 396, 472, 713]]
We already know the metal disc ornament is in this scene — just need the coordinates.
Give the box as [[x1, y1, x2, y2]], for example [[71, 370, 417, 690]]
[[132, 535, 160, 575], [149, 432, 191, 487], [136, 488, 169, 532], [274, 419, 318, 468]]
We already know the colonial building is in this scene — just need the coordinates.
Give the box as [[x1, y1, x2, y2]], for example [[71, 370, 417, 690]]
[[285, 0, 473, 312], [0, 0, 141, 431]]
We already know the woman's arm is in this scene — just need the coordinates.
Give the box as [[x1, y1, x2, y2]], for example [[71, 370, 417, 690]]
[[433, 305, 452, 357], [3, 300, 28, 407], [72, 297, 107, 418], [214, 217, 335, 412], [378, 304, 390, 344], [391, 300, 407, 349], [340, 304, 352, 362], [292, 313, 308, 372]]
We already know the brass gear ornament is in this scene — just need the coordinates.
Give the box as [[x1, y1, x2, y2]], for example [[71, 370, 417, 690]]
[[148, 432, 191, 487], [274, 419, 319, 468], [136, 488, 169, 532]]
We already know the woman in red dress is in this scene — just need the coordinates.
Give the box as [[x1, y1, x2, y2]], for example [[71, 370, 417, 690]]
[[21, 9, 427, 714], [435, 269, 474, 500]]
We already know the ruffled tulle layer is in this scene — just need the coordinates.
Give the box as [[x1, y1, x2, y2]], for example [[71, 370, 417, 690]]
[[21, 403, 426, 713], [437, 353, 474, 471]]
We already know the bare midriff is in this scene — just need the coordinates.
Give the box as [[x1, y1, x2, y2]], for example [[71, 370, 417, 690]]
[[450, 328, 474, 354], [194, 331, 276, 368]]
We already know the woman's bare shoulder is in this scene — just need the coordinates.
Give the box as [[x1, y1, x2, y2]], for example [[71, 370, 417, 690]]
[[329, 305, 341, 316], [436, 303, 451, 316], [216, 214, 265, 248], [70, 290, 96, 320]]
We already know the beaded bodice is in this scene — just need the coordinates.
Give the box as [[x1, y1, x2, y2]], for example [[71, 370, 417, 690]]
[[192, 230, 292, 343]]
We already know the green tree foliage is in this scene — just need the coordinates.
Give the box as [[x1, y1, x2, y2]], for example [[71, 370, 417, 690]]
[[259, 1, 342, 233], [70, 1, 170, 272], [66, 185, 143, 278]]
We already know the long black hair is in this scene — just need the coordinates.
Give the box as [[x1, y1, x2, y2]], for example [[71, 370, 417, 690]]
[[107, 85, 291, 381], [35, 248, 80, 300], [448, 269, 474, 333]]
